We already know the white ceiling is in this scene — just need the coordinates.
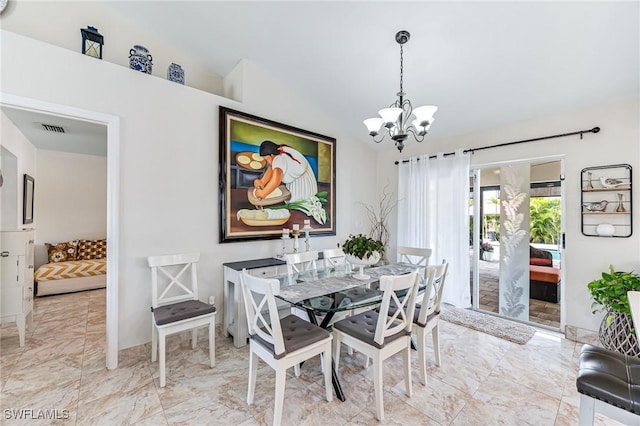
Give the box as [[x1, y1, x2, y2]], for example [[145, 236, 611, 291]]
[[3, 2, 638, 155], [100, 1, 639, 148]]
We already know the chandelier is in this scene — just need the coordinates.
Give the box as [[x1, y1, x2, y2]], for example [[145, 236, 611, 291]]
[[364, 30, 438, 153]]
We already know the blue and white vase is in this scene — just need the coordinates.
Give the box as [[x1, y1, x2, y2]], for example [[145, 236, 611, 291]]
[[129, 45, 153, 74], [167, 63, 185, 84]]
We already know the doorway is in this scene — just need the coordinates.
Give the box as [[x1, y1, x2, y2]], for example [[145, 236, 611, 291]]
[[0, 93, 120, 368], [470, 158, 564, 330]]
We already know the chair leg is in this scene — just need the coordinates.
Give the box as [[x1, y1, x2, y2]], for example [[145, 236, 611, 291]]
[[417, 329, 427, 386], [273, 367, 286, 426], [191, 329, 198, 349], [333, 334, 342, 374], [373, 355, 384, 421], [159, 331, 166, 388], [247, 350, 258, 405], [151, 324, 158, 362], [323, 345, 333, 402], [403, 342, 413, 397], [579, 394, 595, 426], [432, 323, 441, 367], [209, 319, 215, 368], [294, 364, 301, 377]]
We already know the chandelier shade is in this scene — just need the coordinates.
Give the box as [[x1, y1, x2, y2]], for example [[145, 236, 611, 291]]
[[364, 30, 438, 152]]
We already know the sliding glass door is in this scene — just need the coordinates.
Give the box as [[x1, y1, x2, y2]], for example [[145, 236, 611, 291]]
[[470, 159, 563, 330]]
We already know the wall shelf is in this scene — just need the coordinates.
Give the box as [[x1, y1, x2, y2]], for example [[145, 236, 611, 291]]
[[581, 164, 632, 237]]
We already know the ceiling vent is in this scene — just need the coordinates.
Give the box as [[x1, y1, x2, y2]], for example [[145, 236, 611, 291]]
[[40, 123, 66, 133]]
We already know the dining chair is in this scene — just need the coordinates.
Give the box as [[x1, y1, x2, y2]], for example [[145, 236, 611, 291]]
[[239, 269, 333, 426], [413, 260, 449, 385], [322, 247, 348, 268], [332, 271, 420, 421], [147, 252, 216, 388], [397, 246, 432, 282], [284, 250, 319, 275]]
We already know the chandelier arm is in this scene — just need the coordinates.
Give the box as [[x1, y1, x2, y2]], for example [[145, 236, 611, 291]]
[[371, 133, 387, 144], [406, 126, 426, 143]]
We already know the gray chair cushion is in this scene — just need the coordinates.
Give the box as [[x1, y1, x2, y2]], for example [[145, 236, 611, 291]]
[[153, 300, 216, 326], [333, 310, 409, 349], [251, 314, 331, 360], [576, 344, 640, 414]]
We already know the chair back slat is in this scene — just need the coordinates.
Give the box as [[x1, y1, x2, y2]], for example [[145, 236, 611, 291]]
[[240, 270, 285, 356], [147, 252, 201, 309], [375, 271, 420, 345], [418, 261, 449, 325], [323, 248, 346, 268], [397, 246, 432, 281], [285, 250, 319, 275]]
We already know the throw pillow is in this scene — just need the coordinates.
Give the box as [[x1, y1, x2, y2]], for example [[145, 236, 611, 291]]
[[530, 257, 553, 266], [77, 239, 107, 260], [45, 241, 78, 263]]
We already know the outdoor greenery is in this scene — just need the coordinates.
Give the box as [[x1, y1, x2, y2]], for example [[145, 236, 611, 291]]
[[588, 265, 640, 317], [342, 234, 384, 260], [530, 197, 561, 244]]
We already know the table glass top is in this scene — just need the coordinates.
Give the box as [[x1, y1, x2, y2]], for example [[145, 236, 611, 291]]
[[274, 263, 419, 313]]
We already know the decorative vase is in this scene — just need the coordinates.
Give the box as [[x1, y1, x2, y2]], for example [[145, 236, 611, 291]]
[[129, 45, 153, 74], [616, 193, 626, 212], [345, 252, 381, 280], [596, 223, 616, 237], [586, 172, 594, 190], [167, 63, 185, 84], [599, 310, 640, 356]]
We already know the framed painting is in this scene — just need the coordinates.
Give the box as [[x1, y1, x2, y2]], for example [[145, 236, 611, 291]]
[[219, 107, 336, 242], [23, 174, 34, 224]]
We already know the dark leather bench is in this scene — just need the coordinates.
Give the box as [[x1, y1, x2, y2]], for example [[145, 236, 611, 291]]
[[576, 344, 640, 424]]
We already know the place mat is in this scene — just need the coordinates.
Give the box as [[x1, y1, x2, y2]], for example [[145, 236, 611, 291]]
[[440, 308, 536, 345]]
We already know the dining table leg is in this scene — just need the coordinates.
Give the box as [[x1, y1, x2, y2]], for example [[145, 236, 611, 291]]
[[305, 308, 346, 402]]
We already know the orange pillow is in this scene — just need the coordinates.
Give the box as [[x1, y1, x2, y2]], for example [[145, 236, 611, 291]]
[[530, 257, 552, 266]]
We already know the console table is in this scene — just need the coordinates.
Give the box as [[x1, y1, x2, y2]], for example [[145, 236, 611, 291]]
[[223, 257, 287, 348]]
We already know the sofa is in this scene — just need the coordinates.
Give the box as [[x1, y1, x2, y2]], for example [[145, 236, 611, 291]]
[[529, 246, 560, 303]]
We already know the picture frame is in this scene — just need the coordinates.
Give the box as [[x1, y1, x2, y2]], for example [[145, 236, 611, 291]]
[[219, 107, 336, 243], [23, 174, 34, 225]]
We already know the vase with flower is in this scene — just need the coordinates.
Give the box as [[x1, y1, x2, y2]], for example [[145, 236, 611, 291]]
[[480, 241, 494, 260]]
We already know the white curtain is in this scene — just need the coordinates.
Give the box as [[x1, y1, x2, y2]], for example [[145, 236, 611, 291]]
[[397, 149, 471, 308]]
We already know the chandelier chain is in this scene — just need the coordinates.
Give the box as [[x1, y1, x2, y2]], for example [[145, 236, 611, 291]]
[[399, 44, 404, 96]]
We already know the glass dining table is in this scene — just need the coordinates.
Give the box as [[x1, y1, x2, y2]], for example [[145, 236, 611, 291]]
[[271, 262, 419, 401]]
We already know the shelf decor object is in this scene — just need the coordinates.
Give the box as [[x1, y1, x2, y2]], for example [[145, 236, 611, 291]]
[[581, 164, 632, 237], [167, 63, 185, 84], [80, 26, 103, 59], [129, 45, 153, 74]]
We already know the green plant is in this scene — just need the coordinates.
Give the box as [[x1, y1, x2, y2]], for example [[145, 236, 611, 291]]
[[588, 265, 640, 317], [342, 234, 384, 260], [530, 197, 561, 244]]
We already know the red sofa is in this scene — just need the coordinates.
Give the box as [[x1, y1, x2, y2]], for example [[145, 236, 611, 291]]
[[529, 246, 560, 303]]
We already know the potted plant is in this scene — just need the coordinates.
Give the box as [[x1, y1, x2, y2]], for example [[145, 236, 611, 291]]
[[480, 241, 494, 261], [588, 265, 640, 356], [343, 234, 384, 280]]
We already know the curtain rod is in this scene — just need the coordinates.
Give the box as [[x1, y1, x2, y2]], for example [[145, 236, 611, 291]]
[[394, 126, 600, 165]]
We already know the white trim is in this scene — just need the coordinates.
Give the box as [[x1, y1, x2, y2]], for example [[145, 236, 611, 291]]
[[0, 93, 120, 369]]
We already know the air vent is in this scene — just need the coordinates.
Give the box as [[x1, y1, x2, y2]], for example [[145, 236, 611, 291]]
[[40, 123, 66, 133]]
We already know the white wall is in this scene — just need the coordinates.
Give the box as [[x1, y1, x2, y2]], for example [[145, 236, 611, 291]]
[[377, 97, 640, 334], [0, 1, 223, 96], [33, 150, 107, 268], [1, 30, 378, 349], [0, 112, 37, 230]]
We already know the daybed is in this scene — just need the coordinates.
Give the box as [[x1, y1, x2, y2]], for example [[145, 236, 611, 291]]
[[529, 246, 561, 303], [34, 239, 107, 296]]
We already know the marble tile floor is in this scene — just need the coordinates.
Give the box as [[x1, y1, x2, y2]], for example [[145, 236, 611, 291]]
[[0, 288, 620, 425]]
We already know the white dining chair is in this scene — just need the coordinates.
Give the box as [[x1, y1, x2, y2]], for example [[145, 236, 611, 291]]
[[147, 252, 216, 388], [239, 269, 333, 426], [397, 246, 432, 281], [332, 271, 420, 421], [284, 250, 319, 275], [322, 247, 347, 269], [414, 260, 449, 385]]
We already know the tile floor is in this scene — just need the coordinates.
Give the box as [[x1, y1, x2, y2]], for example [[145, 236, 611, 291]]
[[0, 288, 620, 425]]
